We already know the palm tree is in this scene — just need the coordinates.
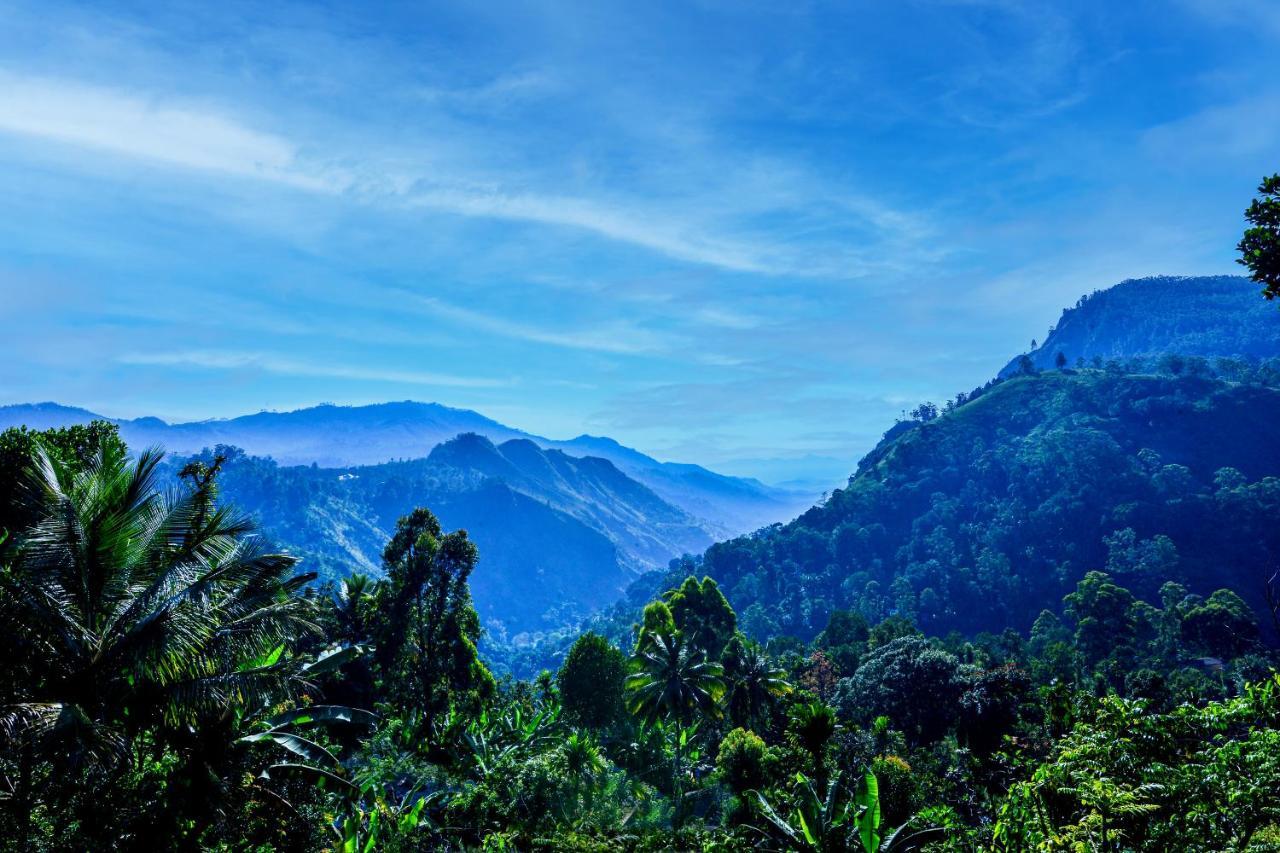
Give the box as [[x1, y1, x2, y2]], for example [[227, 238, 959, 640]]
[[0, 438, 317, 844], [560, 730, 608, 821], [791, 699, 839, 787], [626, 629, 725, 728], [626, 628, 724, 824], [723, 638, 792, 731], [333, 572, 373, 643]]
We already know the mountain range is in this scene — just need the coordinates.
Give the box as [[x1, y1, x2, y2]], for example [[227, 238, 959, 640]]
[[0, 400, 816, 540], [8, 274, 1278, 649], [0, 401, 815, 638]]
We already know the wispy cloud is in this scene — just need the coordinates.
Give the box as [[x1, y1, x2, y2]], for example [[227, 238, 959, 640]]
[[117, 350, 509, 388], [0, 70, 912, 278], [412, 296, 677, 355], [0, 72, 342, 191]]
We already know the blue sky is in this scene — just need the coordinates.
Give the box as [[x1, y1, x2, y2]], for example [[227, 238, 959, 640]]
[[1, 0, 1277, 482]]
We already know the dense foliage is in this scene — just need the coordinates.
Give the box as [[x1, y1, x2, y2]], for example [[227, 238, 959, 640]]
[[652, 368, 1280, 645], [1, 425, 1276, 850]]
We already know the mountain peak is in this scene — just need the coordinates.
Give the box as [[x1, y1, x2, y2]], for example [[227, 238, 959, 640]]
[[1001, 275, 1276, 377]]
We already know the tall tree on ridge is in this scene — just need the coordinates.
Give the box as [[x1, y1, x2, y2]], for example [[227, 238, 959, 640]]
[[1240, 173, 1280, 299]]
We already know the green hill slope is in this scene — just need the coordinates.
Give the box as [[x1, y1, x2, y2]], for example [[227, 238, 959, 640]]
[[686, 369, 1280, 641]]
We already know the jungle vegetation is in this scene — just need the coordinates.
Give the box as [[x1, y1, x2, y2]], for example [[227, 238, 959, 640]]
[[1, 423, 1278, 850]]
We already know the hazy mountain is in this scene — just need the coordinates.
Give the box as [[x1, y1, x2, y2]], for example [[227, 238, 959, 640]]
[[548, 434, 814, 537], [427, 433, 714, 570], [166, 436, 712, 639], [1000, 275, 1280, 376], [705, 452, 853, 493], [0, 400, 811, 538]]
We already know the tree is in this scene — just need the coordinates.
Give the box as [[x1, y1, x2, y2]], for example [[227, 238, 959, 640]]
[[0, 420, 127, 544], [635, 599, 676, 652], [722, 636, 792, 731], [789, 699, 838, 785], [1055, 351, 1068, 370], [910, 402, 938, 423], [558, 632, 627, 730], [716, 727, 773, 797], [1239, 173, 1280, 299], [665, 576, 737, 660], [835, 637, 961, 745], [626, 626, 725, 826], [332, 572, 375, 644], [371, 508, 494, 730], [1064, 571, 1141, 670], [816, 609, 869, 675], [1181, 589, 1260, 659], [625, 628, 725, 727], [0, 436, 315, 846]]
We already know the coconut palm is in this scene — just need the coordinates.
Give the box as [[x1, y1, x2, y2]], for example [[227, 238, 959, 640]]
[[723, 637, 792, 731], [626, 628, 725, 825], [791, 699, 839, 786], [332, 572, 374, 643], [626, 629, 725, 727], [0, 438, 317, 844]]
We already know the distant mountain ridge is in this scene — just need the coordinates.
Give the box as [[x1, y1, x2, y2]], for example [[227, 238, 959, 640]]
[[0, 401, 814, 538], [162, 443, 641, 639], [1000, 275, 1280, 376], [0, 401, 815, 637], [427, 433, 714, 570]]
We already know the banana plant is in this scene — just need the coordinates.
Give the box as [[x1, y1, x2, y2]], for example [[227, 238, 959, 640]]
[[435, 700, 561, 779], [239, 645, 378, 813], [752, 770, 943, 853], [335, 787, 441, 853]]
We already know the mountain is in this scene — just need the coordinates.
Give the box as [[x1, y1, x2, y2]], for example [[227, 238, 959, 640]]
[[1000, 275, 1280, 376], [0, 401, 810, 538], [548, 435, 812, 537], [606, 275, 1280, 651], [662, 369, 1280, 646], [705, 452, 854, 493], [171, 436, 712, 639], [427, 434, 713, 570]]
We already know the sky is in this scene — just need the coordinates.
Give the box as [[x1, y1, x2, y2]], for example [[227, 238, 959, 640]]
[[1, 0, 1278, 483]]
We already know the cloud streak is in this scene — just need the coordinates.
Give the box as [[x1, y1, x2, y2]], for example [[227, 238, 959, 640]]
[[0, 72, 339, 191], [412, 296, 678, 356], [0, 70, 911, 278]]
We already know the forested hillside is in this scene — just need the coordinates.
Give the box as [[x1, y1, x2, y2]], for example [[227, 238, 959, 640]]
[[1001, 275, 1280, 375], [3, 422, 1277, 850], [672, 369, 1280, 644]]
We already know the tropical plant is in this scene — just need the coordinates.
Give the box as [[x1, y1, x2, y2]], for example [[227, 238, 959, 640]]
[[790, 699, 838, 784], [723, 636, 792, 731], [626, 628, 726, 728], [751, 770, 941, 853], [626, 628, 725, 825], [332, 573, 374, 644], [0, 437, 317, 846]]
